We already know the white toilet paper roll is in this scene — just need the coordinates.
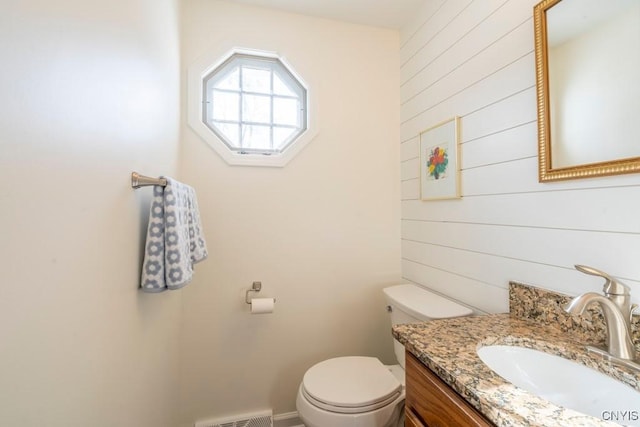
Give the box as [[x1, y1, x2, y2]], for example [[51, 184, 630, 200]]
[[250, 297, 275, 314]]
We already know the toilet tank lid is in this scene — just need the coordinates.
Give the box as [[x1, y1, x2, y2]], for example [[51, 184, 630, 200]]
[[383, 284, 472, 320]]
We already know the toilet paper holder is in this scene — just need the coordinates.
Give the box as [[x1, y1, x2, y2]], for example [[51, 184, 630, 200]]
[[246, 281, 275, 304]]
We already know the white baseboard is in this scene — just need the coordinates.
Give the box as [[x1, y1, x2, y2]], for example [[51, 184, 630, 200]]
[[274, 411, 304, 427]]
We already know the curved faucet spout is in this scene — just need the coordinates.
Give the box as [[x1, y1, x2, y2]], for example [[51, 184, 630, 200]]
[[565, 293, 611, 315], [565, 293, 636, 361]]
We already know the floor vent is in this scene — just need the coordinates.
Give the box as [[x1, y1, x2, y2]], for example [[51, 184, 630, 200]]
[[195, 410, 273, 427]]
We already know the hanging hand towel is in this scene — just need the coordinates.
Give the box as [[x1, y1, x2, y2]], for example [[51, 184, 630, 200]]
[[141, 177, 208, 292]]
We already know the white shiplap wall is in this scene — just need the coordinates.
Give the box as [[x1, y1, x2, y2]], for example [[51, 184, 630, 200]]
[[399, 0, 640, 314]]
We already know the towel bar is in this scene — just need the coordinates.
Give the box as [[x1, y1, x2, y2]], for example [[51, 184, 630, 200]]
[[131, 172, 167, 189]]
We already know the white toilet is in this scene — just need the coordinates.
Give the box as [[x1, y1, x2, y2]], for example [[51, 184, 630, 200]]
[[296, 284, 473, 427]]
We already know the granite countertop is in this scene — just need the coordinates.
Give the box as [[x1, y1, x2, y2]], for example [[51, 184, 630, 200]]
[[393, 313, 640, 427]]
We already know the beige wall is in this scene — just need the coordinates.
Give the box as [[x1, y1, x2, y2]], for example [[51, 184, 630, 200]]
[[178, 1, 401, 424], [399, 0, 640, 312], [0, 0, 183, 425]]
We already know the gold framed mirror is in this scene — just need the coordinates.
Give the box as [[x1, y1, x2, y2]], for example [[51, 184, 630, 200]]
[[534, 0, 640, 182]]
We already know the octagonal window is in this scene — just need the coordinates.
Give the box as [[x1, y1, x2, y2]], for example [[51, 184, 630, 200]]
[[202, 53, 307, 156]]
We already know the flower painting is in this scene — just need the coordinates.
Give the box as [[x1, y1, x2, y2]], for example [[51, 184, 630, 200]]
[[419, 117, 460, 200], [426, 145, 449, 180]]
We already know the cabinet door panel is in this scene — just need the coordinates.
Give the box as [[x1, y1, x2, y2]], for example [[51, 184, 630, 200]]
[[405, 350, 493, 427], [405, 408, 424, 427]]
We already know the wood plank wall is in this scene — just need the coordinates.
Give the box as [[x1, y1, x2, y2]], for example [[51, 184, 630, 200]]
[[399, 0, 640, 314]]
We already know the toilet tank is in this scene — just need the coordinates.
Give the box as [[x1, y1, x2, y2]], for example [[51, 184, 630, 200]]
[[383, 284, 472, 369]]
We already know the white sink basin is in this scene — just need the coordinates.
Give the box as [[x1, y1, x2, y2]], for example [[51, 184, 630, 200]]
[[477, 345, 640, 426]]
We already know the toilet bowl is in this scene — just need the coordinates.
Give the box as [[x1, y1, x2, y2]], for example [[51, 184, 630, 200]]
[[296, 284, 472, 427], [296, 356, 405, 427]]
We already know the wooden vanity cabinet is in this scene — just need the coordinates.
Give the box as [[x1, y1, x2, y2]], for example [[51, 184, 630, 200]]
[[405, 351, 494, 427]]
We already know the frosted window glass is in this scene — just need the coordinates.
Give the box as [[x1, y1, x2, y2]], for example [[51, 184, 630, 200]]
[[242, 125, 271, 149], [243, 67, 271, 94], [214, 122, 240, 145], [273, 98, 299, 126], [243, 95, 271, 124], [273, 127, 296, 149], [273, 74, 295, 96], [212, 91, 239, 121], [214, 68, 239, 90]]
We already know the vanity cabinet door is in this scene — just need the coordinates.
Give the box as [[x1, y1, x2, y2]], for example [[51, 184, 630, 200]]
[[405, 409, 424, 427], [405, 350, 493, 427]]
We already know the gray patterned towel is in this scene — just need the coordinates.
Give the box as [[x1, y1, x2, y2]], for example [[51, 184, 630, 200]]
[[141, 177, 208, 292]]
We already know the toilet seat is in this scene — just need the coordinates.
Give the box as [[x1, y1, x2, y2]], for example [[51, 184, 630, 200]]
[[301, 356, 402, 414]]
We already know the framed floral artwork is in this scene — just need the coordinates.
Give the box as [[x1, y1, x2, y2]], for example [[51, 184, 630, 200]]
[[419, 117, 461, 200]]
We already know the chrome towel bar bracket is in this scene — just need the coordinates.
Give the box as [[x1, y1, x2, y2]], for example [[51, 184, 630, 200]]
[[131, 172, 167, 189]]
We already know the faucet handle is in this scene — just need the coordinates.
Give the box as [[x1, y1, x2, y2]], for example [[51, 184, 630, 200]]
[[574, 264, 630, 296]]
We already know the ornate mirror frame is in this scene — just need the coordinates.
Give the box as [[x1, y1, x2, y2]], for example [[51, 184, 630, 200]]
[[534, 0, 640, 182]]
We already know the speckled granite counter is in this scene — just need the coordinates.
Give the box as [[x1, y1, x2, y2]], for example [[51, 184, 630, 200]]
[[392, 284, 640, 427]]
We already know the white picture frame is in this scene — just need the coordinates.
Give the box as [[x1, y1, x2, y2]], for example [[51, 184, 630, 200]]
[[419, 117, 461, 201]]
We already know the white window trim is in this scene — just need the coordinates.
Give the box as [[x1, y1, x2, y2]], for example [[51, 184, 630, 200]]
[[188, 47, 319, 167]]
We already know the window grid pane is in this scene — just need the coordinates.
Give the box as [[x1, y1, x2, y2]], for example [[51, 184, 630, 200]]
[[213, 68, 240, 90], [242, 94, 271, 125], [241, 66, 271, 94], [212, 90, 240, 122], [203, 53, 306, 154]]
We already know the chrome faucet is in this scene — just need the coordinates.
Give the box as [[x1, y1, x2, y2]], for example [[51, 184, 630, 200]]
[[564, 265, 638, 366]]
